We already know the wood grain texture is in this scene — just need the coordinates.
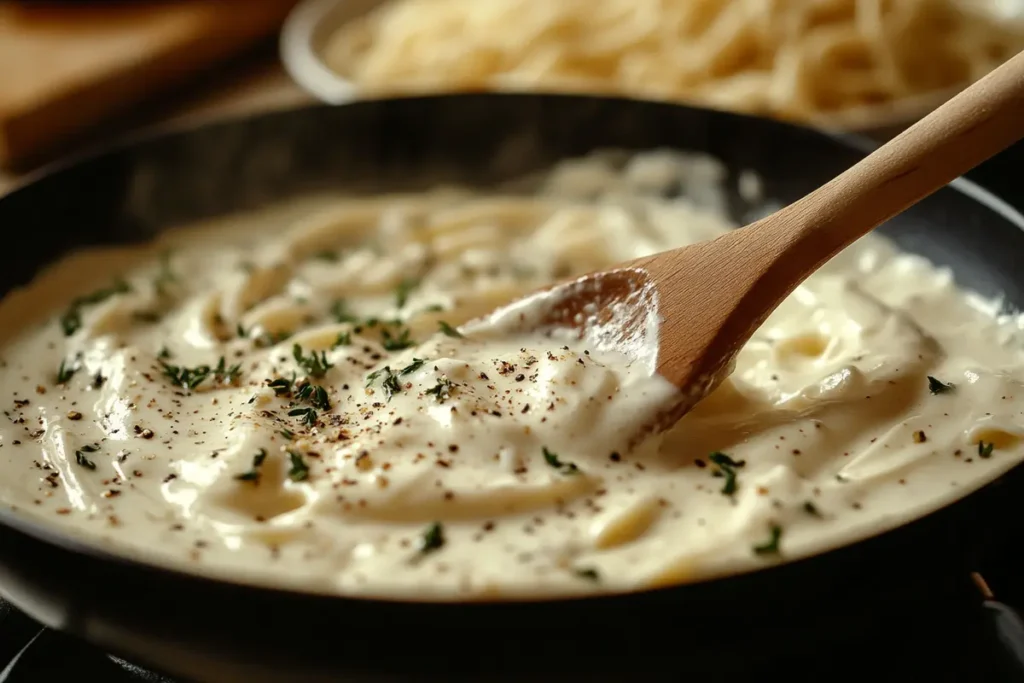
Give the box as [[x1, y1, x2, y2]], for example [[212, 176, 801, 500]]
[[0, 0, 298, 167]]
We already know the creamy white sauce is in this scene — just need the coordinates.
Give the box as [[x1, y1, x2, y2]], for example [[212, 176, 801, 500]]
[[1, 150, 1023, 600]]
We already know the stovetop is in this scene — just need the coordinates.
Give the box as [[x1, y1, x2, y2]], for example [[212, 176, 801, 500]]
[[1, 142, 1023, 683]]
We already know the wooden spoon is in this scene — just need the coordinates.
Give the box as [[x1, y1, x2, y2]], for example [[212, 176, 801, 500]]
[[478, 50, 1024, 433]]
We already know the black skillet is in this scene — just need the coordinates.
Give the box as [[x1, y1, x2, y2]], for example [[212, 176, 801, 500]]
[[1, 94, 1024, 682]]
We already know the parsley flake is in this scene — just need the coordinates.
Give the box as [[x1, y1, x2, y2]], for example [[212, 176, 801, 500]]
[[542, 446, 580, 474], [295, 384, 331, 411], [60, 279, 132, 336], [978, 440, 995, 459], [709, 451, 746, 496], [425, 377, 455, 403], [753, 525, 783, 555], [420, 521, 445, 554], [367, 366, 403, 401], [331, 300, 359, 324], [288, 407, 319, 427], [399, 358, 427, 375], [56, 359, 77, 385], [293, 344, 333, 379], [287, 450, 310, 482], [381, 326, 415, 351], [438, 321, 463, 338], [235, 449, 268, 483]]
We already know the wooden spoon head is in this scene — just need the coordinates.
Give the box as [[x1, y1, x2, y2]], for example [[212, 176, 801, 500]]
[[465, 251, 742, 437]]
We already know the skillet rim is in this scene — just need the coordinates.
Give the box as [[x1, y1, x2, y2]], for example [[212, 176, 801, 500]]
[[0, 92, 1023, 608]]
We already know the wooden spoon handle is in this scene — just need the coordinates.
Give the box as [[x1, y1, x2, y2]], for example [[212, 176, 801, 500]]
[[754, 48, 1024, 276]]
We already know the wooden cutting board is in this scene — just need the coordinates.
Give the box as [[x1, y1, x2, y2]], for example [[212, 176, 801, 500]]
[[0, 0, 299, 169]]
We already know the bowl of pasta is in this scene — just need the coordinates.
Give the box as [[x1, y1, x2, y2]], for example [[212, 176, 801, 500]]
[[0, 92, 1024, 680], [280, 0, 1024, 134]]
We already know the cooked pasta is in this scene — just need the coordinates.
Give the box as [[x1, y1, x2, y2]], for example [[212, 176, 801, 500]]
[[323, 0, 1024, 126]]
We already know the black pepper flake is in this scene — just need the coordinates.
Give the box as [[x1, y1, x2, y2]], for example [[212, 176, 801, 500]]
[[74, 450, 97, 470], [912, 430, 927, 444]]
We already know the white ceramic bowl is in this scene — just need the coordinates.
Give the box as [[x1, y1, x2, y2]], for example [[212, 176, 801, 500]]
[[280, 0, 387, 104], [280, 0, 1024, 132]]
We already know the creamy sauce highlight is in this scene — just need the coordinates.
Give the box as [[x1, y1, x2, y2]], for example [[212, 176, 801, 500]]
[[2, 151, 1023, 600]]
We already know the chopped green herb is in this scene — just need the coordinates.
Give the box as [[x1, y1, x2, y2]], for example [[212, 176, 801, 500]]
[[287, 450, 310, 481], [394, 278, 419, 309], [381, 326, 415, 351], [213, 356, 242, 384], [56, 359, 77, 384], [420, 521, 445, 554], [159, 360, 211, 391], [438, 321, 463, 338], [425, 377, 455, 403], [59, 279, 132, 336], [927, 376, 954, 394], [978, 440, 995, 459], [293, 344, 333, 379], [75, 450, 97, 470], [421, 304, 445, 313], [159, 356, 238, 391], [332, 332, 351, 348], [268, 375, 294, 396], [366, 366, 388, 387], [235, 449, 268, 483], [399, 358, 427, 376], [157, 346, 172, 360], [542, 446, 580, 475], [280, 428, 294, 440], [288, 407, 318, 427], [753, 525, 783, 555], [295, 384, 331, 411], [803, 501, 821, 517], [236, 323, 249, 338], [573, 567, 600, 582], [382, 373, 402, 401], [709, 451, 746, 496], [331, 300, 358, 324], [314, 250, 339, 262], [366, 366, 404, 401]]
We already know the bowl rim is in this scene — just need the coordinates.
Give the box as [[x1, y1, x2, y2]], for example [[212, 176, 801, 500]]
[[279, 0, 363, 104], [278, 0, 1024, 134]]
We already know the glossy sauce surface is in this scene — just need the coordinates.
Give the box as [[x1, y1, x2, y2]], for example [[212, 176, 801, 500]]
[[1, 151, 1022, 599]]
